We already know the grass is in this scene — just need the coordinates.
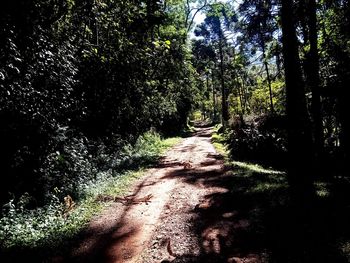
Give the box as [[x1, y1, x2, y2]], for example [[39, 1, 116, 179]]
[[0, 135, 181, 261], [231, 161, 285, 175], [212, 128, 288, 199], [211, 124, 229, 158], [210, 126, 350, 262]]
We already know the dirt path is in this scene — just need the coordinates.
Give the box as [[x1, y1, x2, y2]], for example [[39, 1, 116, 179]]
[[59, 126, 263, 263]]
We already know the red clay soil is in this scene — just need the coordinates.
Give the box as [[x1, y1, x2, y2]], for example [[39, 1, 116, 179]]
[[52, 126, 265, 263]]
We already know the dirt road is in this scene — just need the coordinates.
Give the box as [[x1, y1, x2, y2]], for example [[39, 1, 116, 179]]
[[61, 126, 262, 263]]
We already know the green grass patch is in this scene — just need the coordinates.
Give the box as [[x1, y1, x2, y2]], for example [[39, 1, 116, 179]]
[[161, 137, 182, 149], [231, 161, 285, 175], [211, 129, 229, 158]]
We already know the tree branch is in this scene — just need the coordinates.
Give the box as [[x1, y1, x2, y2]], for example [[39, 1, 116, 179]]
[[186, 0, 209, 33]]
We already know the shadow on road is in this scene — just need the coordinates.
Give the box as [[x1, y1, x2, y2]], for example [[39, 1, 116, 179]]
[[2, 126, 350, 263], [162, 148, 350, 263]]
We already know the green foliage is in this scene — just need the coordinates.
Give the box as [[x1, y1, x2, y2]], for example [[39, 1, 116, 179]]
[[211, 124, 229, 157], [0, 132, 180, 251], [1, 0, 187, 224], [226, 115, 287, 169], [0, 195, 83, 249], [190, 110, 202, 121], [250, 78, 285, 114], [0, 0, 196, 205]]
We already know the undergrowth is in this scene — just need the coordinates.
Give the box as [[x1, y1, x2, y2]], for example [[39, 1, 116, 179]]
[[211, 124, 350, 261], [211, 124, 228, 158], [0, 132, 180, 253]]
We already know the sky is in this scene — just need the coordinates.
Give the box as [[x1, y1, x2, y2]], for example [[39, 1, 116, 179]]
[[192, 0, 240, 24], [193, 11, 206, 25], [190, 0, 240, 38]]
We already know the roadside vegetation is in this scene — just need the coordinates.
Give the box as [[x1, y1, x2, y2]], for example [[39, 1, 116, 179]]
[[212, 124, 350, 261], [0, 132, 180, 258]]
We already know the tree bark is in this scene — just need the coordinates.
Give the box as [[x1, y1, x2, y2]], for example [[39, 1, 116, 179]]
[[218, 34, 229, 129], [237, 81, 245, 116], [240, 76, 249, 113], [281, 0, 315, 204], [308, 0, 324, 168], [212, 70, 217, 122], [261, 35, 274, 114]]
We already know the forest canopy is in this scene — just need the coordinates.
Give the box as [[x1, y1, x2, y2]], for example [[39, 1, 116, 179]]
[[0, 0, 202, 204]]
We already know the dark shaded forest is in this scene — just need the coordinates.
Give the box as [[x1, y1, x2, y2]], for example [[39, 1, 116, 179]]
[[0, 0, 198, 204], [1, 0, 350, 262]]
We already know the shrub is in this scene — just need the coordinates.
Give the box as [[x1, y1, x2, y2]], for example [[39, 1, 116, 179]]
[[0, 129, 177, 251], [227, 114, 287, 169]]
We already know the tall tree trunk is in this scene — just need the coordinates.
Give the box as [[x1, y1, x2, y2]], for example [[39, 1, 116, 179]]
[[204, 72, 210, 120], [261, 36, 274, 114], [237, 82, 245, 116], [219, 37, 229, 129], [338, 53, 350, 174], [281, 0, 315, 204], [212, 71, 217, 122], [281, 2, 317, 259], [240, 76, 249, 113], [308, 0, 324, 168], [147, 0, 157, 40]]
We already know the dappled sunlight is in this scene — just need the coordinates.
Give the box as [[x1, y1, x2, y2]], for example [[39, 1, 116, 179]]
[[1, 0, 349, 261], [202, 224, 231, 254], [314, 181, 331, 198], [232, 161, 285, 175], [69, 208, 143, 263], [250, 181, 287, 194]]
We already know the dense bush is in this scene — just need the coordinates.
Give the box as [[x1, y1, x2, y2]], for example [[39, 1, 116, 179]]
[[0, 130, 176, 250], [0, 0, 197, 206], [227, 114, 288, 169]]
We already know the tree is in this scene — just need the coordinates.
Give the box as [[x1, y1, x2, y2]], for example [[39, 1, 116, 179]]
[[281, 0, 315, 203], [194, 3, 236, 129], [319, 0, 350, 172], [237, 0, 279, 114], [0, 0, 199, 204], [192, 39, 217, 120], [297, 0, 324, 169]]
